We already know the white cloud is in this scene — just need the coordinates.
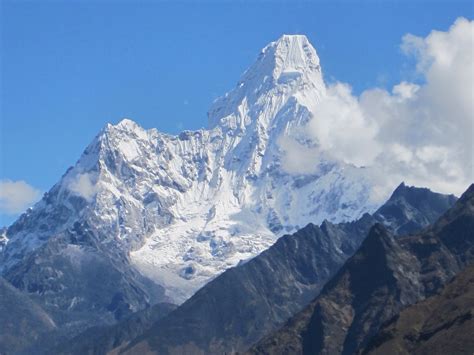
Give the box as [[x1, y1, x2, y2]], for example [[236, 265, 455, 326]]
[[68, 173, 99, 202], [0, 179, 42, 215], [307, 82, 381, 167], [281, 17, 474, 197], [278, 134, 321, 174]]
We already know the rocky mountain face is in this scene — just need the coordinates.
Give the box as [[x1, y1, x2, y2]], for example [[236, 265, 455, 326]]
[[0, 35, 390, 309], [0, 277, 56, 355], [87, 184, 454, 355], [2, 221, 168, 340], [250, 184, 474, 355], [363, 263, 474, 355], [374, 182, 458, 235]]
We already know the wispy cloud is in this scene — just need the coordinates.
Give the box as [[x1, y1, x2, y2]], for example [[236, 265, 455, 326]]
[[0, 179, 42, 215], [67, 172, 99, 202]]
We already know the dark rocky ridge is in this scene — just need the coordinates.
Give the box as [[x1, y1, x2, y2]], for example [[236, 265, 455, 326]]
[[250, 184, 474, 355], [374, 182, 458, 235], [114, 184, 457, 355]]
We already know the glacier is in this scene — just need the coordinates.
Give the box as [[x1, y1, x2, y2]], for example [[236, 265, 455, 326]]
[[1, 35, 394, 303]]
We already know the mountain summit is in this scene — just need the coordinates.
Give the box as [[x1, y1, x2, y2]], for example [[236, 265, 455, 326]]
[[243, 34, 322, 87], [265, 34, 321, 73], [233, 34, 322, 91], [209, 34, 324, 131], [1, 35, 392, 305]]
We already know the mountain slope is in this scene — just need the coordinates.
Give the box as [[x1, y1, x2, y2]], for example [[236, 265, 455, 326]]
[[3, 222, 168, 339], [0, 277, 56, 355], [1, 35, 391, 307], [111, 184, 455, 355], [363, 263, 474, 355], [55, 302, 177, 355], [250, 184, 474, 355]]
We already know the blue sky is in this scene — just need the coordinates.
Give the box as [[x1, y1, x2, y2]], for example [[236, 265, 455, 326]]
[[1, 0, 472, 225]]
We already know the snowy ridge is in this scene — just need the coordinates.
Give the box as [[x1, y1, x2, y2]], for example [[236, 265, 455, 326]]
[[1, 35, 390, 303]]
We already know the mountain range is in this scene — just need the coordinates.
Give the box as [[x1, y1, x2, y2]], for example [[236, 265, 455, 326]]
[[250, 184, 474, 354], [61, 183, 456, 354], [0, 34, 472, 355]]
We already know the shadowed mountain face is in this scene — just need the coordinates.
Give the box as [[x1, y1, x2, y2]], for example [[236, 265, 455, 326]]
[[250, 184, 474, 355], [54, 302, 177, 355], [3, 222, 168, 343], [0, 278, 56, 355], [362, 263, 474, 355], [101, 184, 456, 355]]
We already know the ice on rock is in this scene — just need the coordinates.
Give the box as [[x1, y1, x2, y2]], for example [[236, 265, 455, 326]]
[[0, 35, 391, 303]]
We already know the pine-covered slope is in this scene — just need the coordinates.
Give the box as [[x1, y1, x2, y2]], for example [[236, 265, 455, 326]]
[[250, 184, 474, 355]]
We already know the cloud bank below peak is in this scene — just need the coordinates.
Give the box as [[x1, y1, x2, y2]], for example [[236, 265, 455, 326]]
[[281, 17, 473, 197]]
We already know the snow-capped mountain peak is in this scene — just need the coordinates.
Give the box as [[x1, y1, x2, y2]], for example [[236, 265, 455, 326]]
[[254, 34, 322, 80], [208, 34, 325, 132], [1, 35, 390, 303], [114, 117, 142, 130]]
